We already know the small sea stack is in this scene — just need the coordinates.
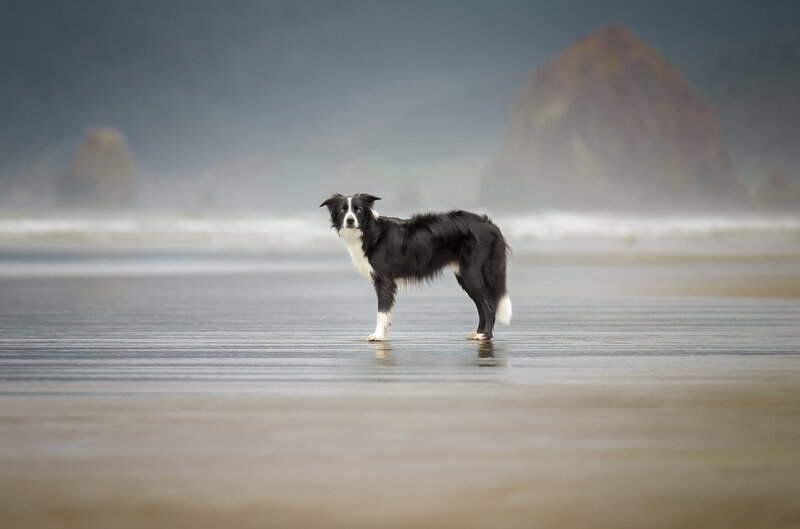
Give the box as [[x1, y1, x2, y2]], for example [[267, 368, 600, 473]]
[[758, 168, 800, 211], [56, 127, 134, 207]]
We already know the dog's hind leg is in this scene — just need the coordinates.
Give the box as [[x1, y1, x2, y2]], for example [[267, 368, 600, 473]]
[[458, 268, 495, 341], [456, 274, 485, 339], [368, 276, 397, 342], [474, 236, 510, 338], [480, 298, 496, 340]]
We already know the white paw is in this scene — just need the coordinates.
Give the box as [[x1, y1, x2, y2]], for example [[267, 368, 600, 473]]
[[367, 334, 385, 342], [466, 332, 480, 340], [471, 333, 489, 341]]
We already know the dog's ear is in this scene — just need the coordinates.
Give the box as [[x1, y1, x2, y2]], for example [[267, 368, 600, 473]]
[[319, 194, 344, 209], [357, 194, 381, 206]]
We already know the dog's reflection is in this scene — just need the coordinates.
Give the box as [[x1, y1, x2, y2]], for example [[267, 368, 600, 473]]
[[476, 340, 496, 366], [371, 341, 394, 367], [370, 340, 503, 368], [476, 340, 508, 367], [477, 340, 494, 358]]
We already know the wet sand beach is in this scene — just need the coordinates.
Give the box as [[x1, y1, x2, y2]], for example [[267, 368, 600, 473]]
[[1, 250, 799, 528]]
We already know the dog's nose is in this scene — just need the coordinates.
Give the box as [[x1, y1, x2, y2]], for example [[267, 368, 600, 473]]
[[346, 217, 355, 226]]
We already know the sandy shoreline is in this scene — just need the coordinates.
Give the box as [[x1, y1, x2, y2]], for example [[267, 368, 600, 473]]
[[3, 357, 800, 529], [644, 274, 800, 298]]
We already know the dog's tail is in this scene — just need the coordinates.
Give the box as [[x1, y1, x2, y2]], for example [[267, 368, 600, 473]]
[[484, 221, 512, 325], [496, 293, 512, 325]]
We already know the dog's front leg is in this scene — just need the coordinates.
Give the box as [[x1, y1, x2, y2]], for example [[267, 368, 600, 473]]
[[367, 276, 396, 342]]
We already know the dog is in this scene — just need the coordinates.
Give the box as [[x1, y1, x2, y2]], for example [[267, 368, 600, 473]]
[[320, 193, 511, 341]]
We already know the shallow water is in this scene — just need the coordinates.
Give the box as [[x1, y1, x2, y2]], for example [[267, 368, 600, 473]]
[[0, 252, 798, 388], [1, 250, 799, 528]]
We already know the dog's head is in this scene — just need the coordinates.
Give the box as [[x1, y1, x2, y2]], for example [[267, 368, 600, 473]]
[[320, 193, 381, 232]]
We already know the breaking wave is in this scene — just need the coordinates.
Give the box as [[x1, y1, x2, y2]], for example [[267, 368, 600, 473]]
[[504, 211, 800, 241], [0, 210, 798, 253]]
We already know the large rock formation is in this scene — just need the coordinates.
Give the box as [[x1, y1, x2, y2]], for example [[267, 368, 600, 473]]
[[481, 24, 747, 211], [57, 127, 134, 207]]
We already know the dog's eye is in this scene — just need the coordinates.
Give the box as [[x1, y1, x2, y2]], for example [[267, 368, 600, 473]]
[[340, 207, 345, 213], [355, 207, 361, 212]]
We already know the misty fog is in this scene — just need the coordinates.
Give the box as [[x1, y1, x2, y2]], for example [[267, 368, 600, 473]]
[[0, 0, 798, 215]]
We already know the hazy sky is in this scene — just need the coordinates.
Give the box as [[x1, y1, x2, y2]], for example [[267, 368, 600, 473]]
[[1, 0, 799, 208]]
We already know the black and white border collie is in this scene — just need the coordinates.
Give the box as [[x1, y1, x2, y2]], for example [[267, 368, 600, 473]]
[[321, 193, 512, 341]]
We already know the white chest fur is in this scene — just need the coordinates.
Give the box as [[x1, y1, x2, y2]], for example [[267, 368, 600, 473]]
[[339, 228, 374, 280]]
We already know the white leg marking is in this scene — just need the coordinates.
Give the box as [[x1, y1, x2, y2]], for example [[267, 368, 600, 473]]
[[367, 311, 392, 342]]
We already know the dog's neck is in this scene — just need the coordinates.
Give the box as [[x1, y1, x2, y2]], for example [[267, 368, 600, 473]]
[[339, 227, 374, 280]]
